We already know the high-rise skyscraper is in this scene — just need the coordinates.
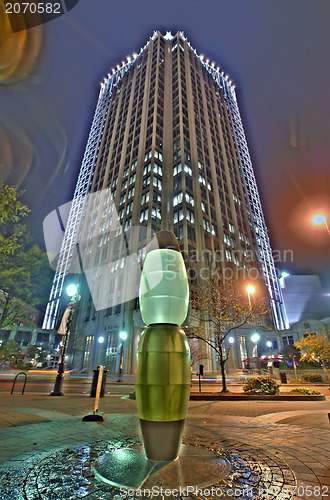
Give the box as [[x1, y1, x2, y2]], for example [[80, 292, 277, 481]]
[[43, 31, 288, 373]]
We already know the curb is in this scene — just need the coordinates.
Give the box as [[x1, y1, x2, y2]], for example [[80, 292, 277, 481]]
[[129, 392, 326, 401], [189, 394, 326, 401]]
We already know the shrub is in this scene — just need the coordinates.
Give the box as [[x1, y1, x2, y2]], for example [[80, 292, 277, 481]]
[[243, 377, 280, 395], [302, 374, 323, 383], [290, 388, 321, 395], [289, 378, 303, 383]]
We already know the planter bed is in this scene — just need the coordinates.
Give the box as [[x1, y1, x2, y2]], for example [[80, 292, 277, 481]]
[[190, 392, 326, 401]]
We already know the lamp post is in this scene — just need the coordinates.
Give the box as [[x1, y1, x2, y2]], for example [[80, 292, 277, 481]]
[[266, 340, 272, 355], [96, 336, 104, 367], [312, 213, 330, 237], [227, 336, 235, 368], [251, 333, 260, 359], [246, 285, 255, 311], [117, 331, 127, 382], [50, 284, 80, 396], [266, 340, 273, 376], [251, 333, 260, 371]]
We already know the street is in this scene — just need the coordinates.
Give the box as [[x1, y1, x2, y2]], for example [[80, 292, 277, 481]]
[[0, 372, 329, 395]]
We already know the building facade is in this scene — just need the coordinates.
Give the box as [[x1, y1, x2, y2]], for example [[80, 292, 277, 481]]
[[43, 31, 288, 374]]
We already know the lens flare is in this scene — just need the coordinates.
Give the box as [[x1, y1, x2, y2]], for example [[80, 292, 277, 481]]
[[0, 0, 42, 84], [0, 100, 69, 204]]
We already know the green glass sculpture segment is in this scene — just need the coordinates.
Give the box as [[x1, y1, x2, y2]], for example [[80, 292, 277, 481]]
[[139, 248, 189, 325], [135, 325, 191, 421], [136, 231, 191, 460]]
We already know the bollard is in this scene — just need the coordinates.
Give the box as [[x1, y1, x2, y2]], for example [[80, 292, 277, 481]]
[[90, 368, 107, 397], [82, 365, 105, 422]]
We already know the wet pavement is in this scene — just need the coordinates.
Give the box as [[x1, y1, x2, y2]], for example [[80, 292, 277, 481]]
[[0, 390, 330, 499]]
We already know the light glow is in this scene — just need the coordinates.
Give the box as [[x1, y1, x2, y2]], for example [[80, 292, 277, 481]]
[[312, 214, 325, 225], [66, 284, 78, 297], [251, 333, 260, 343]]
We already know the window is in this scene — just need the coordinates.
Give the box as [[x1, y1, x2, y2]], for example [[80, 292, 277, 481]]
[[124, 217, 132, 230], [173, 163, 182, 176], [151, 206, 161, 221], [141, 192, 149, 205], [142, 176, 150, 188], [143, 163, 151, 175], [153, 163, 162, 176], [174, 208, 184, 224], [185, 192, 194, 206], [83, 336, 94, 370], [184, 163, 192, 176], [153, 176, 162, 191], [115, 225, 122, 237], [174, 224, 183, 240], [224, 233, 231, 246], [199, 174, 206, 186], [203, 218, 210, 232], [173, 192, 183, 206], [145, 150, 152, 161], [225, 249, 232, 261], [173, 150, 181, 162], [154, 150, 163, 161], [153, 191, 161, 204], [140, 208, 149, 222], [186, 208, 195, 223], [129, 173, 136, 185]]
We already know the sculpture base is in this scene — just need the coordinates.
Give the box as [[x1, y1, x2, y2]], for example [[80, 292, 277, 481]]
[[140, 418, 184, 461], [93, 443, 231, 491]]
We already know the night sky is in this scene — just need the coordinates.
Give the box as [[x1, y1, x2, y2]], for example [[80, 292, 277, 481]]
[[1, 0, 330, 285]]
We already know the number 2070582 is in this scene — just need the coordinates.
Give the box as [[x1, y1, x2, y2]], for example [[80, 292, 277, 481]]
[[5, 2, 61, 14]]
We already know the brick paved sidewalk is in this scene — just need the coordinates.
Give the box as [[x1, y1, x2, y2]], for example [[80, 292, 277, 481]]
[[0, 392, 329, 499]]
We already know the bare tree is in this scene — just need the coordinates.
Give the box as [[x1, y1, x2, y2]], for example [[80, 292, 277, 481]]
[[186, 277, 270, 392]]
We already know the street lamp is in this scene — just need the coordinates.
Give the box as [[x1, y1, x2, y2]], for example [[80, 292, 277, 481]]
[[96, 336, 104, 367], [251, 333, 260, 358], [228, 337, 235, 344], [246, 285, 255, 310], [117, 331, 127, 382], [266, 341, 273, 376], [312, 213, 330, 237], [50, 284, 80, 396]]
